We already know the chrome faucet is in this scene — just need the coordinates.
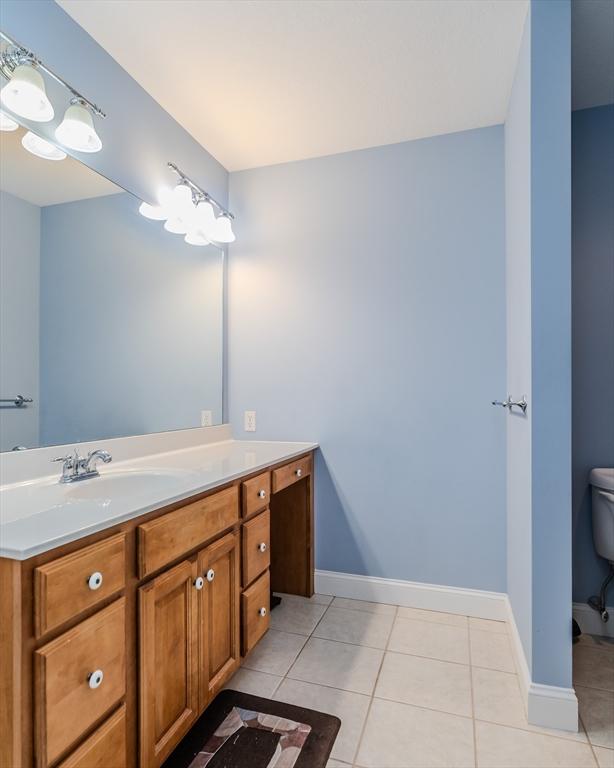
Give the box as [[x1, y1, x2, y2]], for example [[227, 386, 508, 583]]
[[52, 448, 113, 483]]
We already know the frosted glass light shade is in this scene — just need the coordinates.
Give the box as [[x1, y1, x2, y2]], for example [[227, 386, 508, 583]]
[[161, 183, 193, 216], [195, 199, 216, 231], [139, 201, 168, 220], [161, 183, 195, 233], [21, 131, 66, 161], [185, 229, 211, 246], [210, 214, 235, 244], [164, 216, 190, 234], [0, 111, 18, 131], [55, 103, 102, 153], [1, 64, 54, 122]]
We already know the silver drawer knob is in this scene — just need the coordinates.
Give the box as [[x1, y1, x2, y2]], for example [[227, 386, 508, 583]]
[[295, 468, 302, 478], [258, 542, 267, 553], [88, 669, 104, 689], [194, 576, 204, 590], [258, 607, 267, 618], [258, 489, 267, 499], [206, 569, 215, 582], [87, 572, 103, 591]]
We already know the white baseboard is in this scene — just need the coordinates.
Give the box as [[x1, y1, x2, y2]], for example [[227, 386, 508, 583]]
[[573, 601, 614, 638], [314, 570, 578, 733], [315, 569, 507, 620], [505, 597, 578, 732]]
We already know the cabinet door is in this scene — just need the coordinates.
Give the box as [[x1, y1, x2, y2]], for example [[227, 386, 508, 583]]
[[139, 559, 199, 768], [197, 532, 240, 708]]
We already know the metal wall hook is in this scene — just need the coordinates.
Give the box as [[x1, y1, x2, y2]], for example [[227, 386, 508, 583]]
[[492, 395, 528, 414]]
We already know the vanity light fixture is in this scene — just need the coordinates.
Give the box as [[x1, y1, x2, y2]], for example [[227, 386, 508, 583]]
[[138, 162, 235, 249], [0, 30, 105, 152], [0, 109, 18, 130], [21, 130, 66, 161]]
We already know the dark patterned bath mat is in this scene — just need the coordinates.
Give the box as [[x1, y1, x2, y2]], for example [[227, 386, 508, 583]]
[[162, 689, 341, 768]]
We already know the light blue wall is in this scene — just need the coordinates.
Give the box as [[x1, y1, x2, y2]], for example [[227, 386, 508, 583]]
[[530, 0, 571, 688], [228, 127, 507, 591], [0, 191, 40, 451], [505, 0, 572, 688], [1, 0, 228, 209], [39, 192, 223, 446], [505, 6, 533, 673], [572, 104, 614, 604]]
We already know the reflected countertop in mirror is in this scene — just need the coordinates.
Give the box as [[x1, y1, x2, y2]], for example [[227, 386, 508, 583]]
[[0, 121, 224, 452]]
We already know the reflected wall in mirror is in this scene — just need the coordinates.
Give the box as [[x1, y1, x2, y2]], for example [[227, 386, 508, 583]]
[[0, 124, 224, 452]]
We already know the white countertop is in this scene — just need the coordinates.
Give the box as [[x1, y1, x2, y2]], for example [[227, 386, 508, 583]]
[[0, 439, 317, 560]]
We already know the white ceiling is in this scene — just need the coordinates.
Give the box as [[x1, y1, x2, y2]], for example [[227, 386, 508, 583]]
[[58, 0, 529, 171], [1, 127, 120, 207], [572, 0, 614, 111]]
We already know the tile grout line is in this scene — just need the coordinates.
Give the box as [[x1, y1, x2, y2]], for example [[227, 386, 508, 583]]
[[281, 602, 328, 682], [468, 617, 479, 768], [350, 604, 398, 766], [579, 713, 602, 768]]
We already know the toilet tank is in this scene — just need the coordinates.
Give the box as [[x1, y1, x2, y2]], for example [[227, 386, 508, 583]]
[[590, 468, 614, 564]]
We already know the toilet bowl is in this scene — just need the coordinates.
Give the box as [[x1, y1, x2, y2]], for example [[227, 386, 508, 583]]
[[590, 468, 614, 563]]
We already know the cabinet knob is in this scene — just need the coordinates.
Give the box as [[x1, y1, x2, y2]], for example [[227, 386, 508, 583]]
[[258, 489, 267, 499], [206, 569, 215, 582], [295, 468, 303, 478], [194, 576, 204, 590], [88, 669, 104, 689], [87, 572, 103, 591], [258, 607, 267, 618], [258, 542, 267, 553]]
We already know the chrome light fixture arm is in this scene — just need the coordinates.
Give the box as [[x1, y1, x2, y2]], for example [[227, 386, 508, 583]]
[[0, 30, 106, 119]]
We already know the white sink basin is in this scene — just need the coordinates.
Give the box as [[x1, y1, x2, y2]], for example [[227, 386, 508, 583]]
[[64, 469, 193, 501]]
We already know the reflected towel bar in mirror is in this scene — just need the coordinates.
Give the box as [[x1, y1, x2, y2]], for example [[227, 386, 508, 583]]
[[0, 395, 33, 407]]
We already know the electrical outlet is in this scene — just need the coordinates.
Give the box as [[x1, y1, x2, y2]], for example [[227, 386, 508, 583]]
[[244, 410, 256, 432], [200, 410, 212, 427]]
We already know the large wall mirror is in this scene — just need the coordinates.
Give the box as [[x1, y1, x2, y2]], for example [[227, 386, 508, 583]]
[[0, 123, 224, 452]]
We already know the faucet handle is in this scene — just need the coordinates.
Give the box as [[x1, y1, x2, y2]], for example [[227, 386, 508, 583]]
[[51, 454, 73, 464]]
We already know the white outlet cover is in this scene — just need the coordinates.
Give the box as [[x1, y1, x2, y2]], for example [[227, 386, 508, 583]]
[[201, 410, 213, 427], [244, 411, 256, 432]]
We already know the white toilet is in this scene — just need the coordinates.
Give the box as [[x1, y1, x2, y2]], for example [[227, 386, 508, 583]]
[[589, 468, 614, 622], [591, 468, 614, 563]]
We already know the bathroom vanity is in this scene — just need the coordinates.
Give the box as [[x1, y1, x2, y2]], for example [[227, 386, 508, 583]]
[[0, 438, 316, 768]]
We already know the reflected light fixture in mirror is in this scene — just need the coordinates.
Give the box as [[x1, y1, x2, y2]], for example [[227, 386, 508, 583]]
[[0, 109, 18, 131], [21, 130, 66, 161], [55, 100, 102, 153], [0, 62, 54, 122], [0, 30, 105, 153], [138, 200, 168, 220]]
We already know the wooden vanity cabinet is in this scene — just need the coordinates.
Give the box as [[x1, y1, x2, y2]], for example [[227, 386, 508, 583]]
[[139, 560, 199, 768], [197, 532, 240, 708], [0, 450, 314, 768]]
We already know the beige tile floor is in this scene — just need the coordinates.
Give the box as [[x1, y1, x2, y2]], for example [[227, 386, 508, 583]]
[[225, 593, 613, 767]]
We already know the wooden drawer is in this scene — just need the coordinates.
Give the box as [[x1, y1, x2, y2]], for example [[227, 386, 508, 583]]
[[56, 705, 126, 768], [242, 471, 271, 518], [35, 598, 126, 767], [241, 570, 270, 655], [138, 486, 239, 577], [242, 509, 270, 588], [34, 533, 126, 636], [271, 455, 312, 494]]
